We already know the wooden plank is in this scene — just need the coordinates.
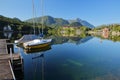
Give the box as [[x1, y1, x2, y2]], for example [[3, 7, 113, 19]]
[[0, 39, 20, 80], [0, 54, 20, 60], [0, 39, 7, 54], [0, 60, 13, 79]]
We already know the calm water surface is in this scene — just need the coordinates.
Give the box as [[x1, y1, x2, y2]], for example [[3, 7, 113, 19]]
[[14, 36, 120, 80]]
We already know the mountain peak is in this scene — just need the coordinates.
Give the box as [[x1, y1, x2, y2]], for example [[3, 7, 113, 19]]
[[76, 18, 82, 22], [25, 16, 95, 28], [68, 18, 95, 28]]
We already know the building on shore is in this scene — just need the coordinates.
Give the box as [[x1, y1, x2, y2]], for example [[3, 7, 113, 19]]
[[102, 28, 109, 38]]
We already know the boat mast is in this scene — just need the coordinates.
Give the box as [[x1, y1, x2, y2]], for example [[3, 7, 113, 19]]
[[41, 0, 44, 36], [32, 0, 35, 34]]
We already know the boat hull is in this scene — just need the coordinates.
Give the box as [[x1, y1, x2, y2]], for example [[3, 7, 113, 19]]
[[24, 42, 51, 49], [24, 45, 51, 53]]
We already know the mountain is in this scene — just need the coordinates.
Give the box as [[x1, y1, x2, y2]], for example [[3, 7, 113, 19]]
[[26, 16, 69, 26], [0, 15, 34, 32], [69, 22, 83, 27], [69, 18, 95, 28], [25, 16, 95, 28]]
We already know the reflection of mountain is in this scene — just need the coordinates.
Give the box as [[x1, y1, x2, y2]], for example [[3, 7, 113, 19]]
[[50, 36, 69, 44], [51, 36, 93, 45], [76, 36, 93, 44]]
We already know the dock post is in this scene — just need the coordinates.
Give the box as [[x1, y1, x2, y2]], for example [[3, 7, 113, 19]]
[[10, 48, 13, 66]]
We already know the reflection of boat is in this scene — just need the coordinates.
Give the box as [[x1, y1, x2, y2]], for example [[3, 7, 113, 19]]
[[24, 45, 51, 53], [23, 39, 52, 49]]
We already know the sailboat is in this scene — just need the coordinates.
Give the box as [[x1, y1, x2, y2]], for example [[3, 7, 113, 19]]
[[23, 0, 52, 49], [23, 38, 52, 49]]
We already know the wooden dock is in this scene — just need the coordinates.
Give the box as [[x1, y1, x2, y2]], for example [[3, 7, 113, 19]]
[[0, 39, 20, 80], [0, 39, 7, 54]]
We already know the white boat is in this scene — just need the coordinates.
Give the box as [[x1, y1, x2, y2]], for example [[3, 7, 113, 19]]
[[23, 38, 52, 49], [14, 34, 38, 44]]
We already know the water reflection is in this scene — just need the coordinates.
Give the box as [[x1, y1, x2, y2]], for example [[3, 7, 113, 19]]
[[16, 43, 52, 80], [0, 32, 12, 39], [18, 35, 93, 80], [12, 33, 120, 80], [1, 32, 120, 79], [4, 31, 13, 38], [0, 31, 120, 43], [76, 36, 93, 44], [50, 36, 93, 45], [31, 53, 45, 80], [20, 47, 50, 80]]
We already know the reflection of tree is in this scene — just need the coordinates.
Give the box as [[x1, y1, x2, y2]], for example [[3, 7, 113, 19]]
[[0, 31, 93, 44], [108, 35, 120, 42], [93, 34, 120, 42]]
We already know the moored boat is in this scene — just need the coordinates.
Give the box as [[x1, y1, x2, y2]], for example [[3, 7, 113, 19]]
[[24, 45, 51, 54], [23, 38, 52, 49]]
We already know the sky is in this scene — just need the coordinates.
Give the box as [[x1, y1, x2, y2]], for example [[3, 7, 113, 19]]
[[0, 0, 120, 26]]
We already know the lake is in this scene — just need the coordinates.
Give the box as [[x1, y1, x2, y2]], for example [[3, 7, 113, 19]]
[[13, 34, 120, 80], [1, 32, 120, 80]]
